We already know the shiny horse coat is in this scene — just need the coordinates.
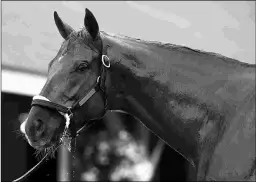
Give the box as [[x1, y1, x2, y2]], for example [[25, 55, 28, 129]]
[[19, 8, 255, 181]]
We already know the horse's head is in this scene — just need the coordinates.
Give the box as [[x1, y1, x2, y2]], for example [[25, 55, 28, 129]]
[[20, 9, 109, 150]]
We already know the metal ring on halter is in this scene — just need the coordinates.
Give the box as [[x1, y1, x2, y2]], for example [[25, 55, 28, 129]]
[[102, 55, 110, 68]]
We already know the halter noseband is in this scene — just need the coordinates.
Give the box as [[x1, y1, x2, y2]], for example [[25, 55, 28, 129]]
[[13, 54, 110, 182]]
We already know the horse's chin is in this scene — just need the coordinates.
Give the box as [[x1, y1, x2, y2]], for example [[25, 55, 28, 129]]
[[33, 141, 60, 160], [27, 130, 62, 151], [32, 128, 72, 158], [28, 138, 56, 151]]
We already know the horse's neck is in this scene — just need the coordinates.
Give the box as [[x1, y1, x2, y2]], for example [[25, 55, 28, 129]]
[[100, 32, 250, 166]]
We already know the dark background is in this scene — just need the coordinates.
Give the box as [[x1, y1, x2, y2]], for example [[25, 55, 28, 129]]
[[1, 92, 57, 182], [1, 92, 189, 181]]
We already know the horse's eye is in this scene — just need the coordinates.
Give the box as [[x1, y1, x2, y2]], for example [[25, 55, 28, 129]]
[[76, 62, 88, 72]]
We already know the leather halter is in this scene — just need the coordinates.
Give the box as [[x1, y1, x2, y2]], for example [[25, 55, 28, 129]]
[[32, 54, 110, 137], [13, 54, 110, 182]]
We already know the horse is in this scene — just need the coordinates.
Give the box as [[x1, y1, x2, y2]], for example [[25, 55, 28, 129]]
[[18, 8, 255, 181]]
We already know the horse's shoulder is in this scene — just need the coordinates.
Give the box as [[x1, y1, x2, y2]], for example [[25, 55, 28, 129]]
[[205, 89, 255, 180]]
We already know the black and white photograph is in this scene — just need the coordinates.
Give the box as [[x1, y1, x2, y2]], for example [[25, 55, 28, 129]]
[[1, 1, 255, 181]]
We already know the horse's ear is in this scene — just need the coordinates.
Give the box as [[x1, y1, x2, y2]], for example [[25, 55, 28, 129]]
[[84, 8, 99, 39], [54, 11, 74, 40]]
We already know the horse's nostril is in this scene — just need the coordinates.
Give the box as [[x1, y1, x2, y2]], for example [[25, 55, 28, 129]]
[[34, 119, 44, 132]]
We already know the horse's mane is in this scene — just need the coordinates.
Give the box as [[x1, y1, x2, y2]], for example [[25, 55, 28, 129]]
[[50, 29, 254, 70], [101, 31, 255, 69]]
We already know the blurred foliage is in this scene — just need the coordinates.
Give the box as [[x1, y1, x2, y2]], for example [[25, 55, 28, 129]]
[[71, 112, 164, 181]]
